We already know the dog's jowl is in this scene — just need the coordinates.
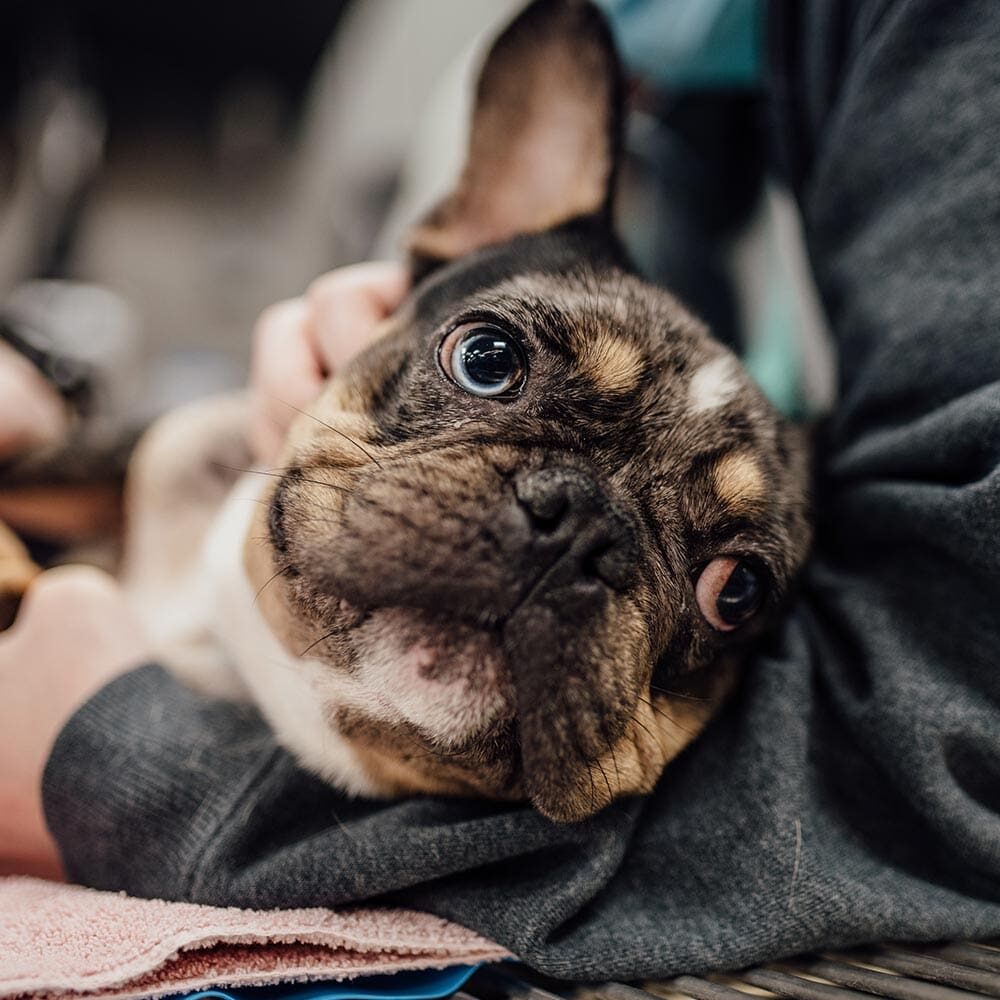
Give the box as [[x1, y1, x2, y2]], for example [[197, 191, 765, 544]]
[[135, 0, 812, 822]]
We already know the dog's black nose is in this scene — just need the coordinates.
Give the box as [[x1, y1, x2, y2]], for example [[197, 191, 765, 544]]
[[514, 467, 638, 592]]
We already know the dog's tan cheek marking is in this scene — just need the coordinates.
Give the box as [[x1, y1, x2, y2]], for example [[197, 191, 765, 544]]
[[281, 412, 385, 486], [582, 698, 698, 799], [577, 335, 645, 394], [573, 664, 741, 814], [322, 376, 363, 415], [348, 737, 474, 797], [712, 451, 767, 510]]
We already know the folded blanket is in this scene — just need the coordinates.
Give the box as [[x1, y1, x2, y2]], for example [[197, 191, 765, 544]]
[[0, 878, 508, 1000]]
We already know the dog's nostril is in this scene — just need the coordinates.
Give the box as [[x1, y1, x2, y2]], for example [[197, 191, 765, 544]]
[[515, 467, 573, 532], [521, 490, 568, 532], [581, 541, 610, 581], [514, 467, 639, 592]]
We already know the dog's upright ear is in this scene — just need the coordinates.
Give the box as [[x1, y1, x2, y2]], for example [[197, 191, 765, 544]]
[[408, 0, 623, 279]]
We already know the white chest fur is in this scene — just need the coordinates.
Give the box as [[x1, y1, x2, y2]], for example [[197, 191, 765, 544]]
[[149, 476, 376, 796]]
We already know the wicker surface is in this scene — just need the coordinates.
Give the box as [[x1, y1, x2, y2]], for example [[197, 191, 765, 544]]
[[463, 942, 1000, 1000]]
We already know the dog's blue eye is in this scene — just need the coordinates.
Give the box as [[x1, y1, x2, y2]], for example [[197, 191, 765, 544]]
[[439, 323, 526, 398]]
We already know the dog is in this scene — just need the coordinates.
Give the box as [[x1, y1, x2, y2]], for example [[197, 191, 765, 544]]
[[121, 0, 812, 823]]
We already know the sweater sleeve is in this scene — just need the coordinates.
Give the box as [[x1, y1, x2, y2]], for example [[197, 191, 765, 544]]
[[42, 665, 282, 898], [793, 0, 1000, 878]]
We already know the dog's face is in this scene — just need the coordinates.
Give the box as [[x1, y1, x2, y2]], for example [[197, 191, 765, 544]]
[[244, 0, 811, 821]]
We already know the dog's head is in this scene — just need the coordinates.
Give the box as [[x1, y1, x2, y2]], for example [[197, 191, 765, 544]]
[[246, 0, 811, 821]]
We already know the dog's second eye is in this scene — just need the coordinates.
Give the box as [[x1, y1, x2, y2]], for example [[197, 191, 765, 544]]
[[439, 323, 526, 398], [695, 557, 765, 631]]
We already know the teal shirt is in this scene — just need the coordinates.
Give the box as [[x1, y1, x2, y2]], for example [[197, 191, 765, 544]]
[[595, 0, 764, 90], [595, 0, 809, 418]]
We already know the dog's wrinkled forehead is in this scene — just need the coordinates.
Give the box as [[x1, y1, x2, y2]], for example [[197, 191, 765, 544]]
[[366, 232, 773, 477], [425, 266, 701, 394]]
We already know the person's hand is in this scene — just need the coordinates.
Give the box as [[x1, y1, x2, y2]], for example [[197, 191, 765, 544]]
[[249, 261, 409, 464], [0, 341, 68, 462], [0, 567, 150, 879]]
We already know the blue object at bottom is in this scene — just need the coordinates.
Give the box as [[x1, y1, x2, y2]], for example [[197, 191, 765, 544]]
[[181, 964, 480, 1000]]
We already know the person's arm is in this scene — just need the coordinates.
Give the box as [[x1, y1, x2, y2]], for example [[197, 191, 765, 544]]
[[0, 567, 149, 879], [781, 0, 1000, 874]]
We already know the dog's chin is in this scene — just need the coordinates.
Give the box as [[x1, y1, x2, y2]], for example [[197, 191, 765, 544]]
[[349, 606, 516, 750]]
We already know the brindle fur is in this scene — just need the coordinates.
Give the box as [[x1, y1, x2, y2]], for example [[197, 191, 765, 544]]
[[128, 0, 812, 822]]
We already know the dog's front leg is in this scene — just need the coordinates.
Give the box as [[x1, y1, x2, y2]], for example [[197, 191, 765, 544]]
[[121, 393, 254, 698]]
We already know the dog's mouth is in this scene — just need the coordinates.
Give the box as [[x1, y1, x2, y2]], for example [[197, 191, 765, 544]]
[[321, 604, 528, 801], [305, 581, 666, 821], [349, 606, 516, 749], [261, 493, 730, 822]]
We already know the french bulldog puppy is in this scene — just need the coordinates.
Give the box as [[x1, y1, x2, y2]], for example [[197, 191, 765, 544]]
[[124, 0, 812, 822]]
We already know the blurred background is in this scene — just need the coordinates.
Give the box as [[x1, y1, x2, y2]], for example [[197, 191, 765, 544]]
[[0, 1, 520, 413], [0, 0, 832, 563]]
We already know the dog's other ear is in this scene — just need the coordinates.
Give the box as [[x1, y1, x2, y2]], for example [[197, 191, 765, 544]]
[[408, 0, 622, 279]]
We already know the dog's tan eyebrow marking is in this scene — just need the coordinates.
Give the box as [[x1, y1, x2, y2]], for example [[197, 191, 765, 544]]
[[711, 451, 767, 510], [688, 355, 741, 413], [577, 334, 645, 393]]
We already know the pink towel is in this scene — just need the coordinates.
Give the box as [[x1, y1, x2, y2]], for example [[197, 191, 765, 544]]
[[0, 877, 510, 1000]]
